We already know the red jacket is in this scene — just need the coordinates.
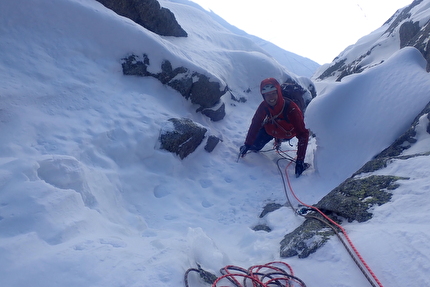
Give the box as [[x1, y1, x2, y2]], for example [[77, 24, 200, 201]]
[[245, 78, 309, 161]]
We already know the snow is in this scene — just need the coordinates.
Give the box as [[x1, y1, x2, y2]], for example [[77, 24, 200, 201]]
[[306, 47, 430, 186], [1, 0, 430, 286]]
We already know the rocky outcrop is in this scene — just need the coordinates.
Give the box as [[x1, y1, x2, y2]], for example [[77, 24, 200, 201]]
[[400, 19, 430, 71], [122, 54, 227, 121], [384, 0, 422, 37], [316, 0, 429, 81], [279, 175, 404, 258], [158, 118, 222, 159], [279, 216, 337, 258], [313, 175, 401, 223], [96, 0, 187, 37], [159, 118, 207, 159], [204, 135, 222, 153]]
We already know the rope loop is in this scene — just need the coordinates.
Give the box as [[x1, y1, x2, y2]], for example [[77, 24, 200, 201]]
[[184, 261, 306, 287], [214, 262, 306, 287]]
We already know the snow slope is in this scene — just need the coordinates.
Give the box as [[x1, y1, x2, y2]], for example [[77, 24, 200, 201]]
[[313, 0, 430, 81], [168, 0, 320, 78], [1, 0, 430, 286]]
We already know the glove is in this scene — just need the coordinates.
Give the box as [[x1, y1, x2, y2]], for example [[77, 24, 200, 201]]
[[295, 160, 307, 178], [239, 145, 250, 157]]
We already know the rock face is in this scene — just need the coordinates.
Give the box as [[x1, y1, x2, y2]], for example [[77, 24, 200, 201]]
[[316, 0, 429, 81], [387, 0, 430, 71], [277, 100, 430, 258], [279, 217, 337, 258], [279, 175, 404, 258], [204, 135, 221, 153], [159, 118, 222, 159], [159, 118, 207, 159], [96, 0, 187, 37], [314, 175, 400, 223], [122, 54, 227, 121]]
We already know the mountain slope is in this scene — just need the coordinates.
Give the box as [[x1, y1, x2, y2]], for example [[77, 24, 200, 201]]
[[314, 0, 430, 81], [166, 0, 320, 78], [0, 0, 430, 287]]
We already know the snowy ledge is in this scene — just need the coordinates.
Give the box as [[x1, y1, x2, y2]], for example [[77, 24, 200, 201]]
[[276, 101, 430, 258]]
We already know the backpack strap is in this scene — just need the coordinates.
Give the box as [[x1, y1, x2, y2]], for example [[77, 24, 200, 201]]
[[282, 97, 292, 121], [262, 98, 291, 126]]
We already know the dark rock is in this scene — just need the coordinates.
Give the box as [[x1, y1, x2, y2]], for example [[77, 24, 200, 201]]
[[305, 80, 317, 99], [168, 76, 193, 98], [279, 175, 404, 258], [189, 74, 226, 109], [259, 203, 283, 218], [399, 21, 421, 48], [200, 102, 226, 122], [196, 263, 218, 285], [122, 55, 227, 121], [122, 54, 151, 76], [252, 224, 272, 232], [158, 60, 188, 85], [427, 112, 430, 133], [384, 0, 422, 37], [316, 58, 346, 81], [159, 118, 207, 159], [405, 19, 430, 72], [314, 175, 402, 223], [96, 0, 187, 37], [280, 216, 337, 258], [204, 135, 221, 153]]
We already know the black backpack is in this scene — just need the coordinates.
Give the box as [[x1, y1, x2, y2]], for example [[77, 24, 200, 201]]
[[280, 82, 307, 113]]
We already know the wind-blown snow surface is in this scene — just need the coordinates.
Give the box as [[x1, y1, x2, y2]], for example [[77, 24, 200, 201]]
[[1, 0, 430, 286]]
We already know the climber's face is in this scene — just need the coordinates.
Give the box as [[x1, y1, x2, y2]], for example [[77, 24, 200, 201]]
[[263, 91, 278, 106]]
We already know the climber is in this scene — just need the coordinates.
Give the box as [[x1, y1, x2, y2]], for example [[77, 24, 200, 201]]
[[239, 78, 310, 177]]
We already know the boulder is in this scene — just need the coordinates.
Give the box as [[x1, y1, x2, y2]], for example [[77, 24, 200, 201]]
[[122, 55, 227, 121], [159, 118, 207, 159], [204, 135, 222, 153], [96, 0, 187, 37]]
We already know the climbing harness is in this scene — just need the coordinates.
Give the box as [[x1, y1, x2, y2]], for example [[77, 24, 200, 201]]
[[275, 150, 385, 287], [184, 261, 306, 287], [263, 99, 295, 139]]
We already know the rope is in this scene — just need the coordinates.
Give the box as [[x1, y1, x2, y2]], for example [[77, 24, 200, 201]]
[[184, 261, 307, 287], [185, 148, 383, 287], [276, 154, 384, 287]]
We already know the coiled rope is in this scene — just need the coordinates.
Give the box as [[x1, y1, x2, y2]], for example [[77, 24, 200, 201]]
[[185, 261, 307, 287], [276, 149, 384, 287]]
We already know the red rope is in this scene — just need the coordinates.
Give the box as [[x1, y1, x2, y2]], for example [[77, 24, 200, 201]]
[[211, 262, 306, 287], [282, 159, 384, 287]]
